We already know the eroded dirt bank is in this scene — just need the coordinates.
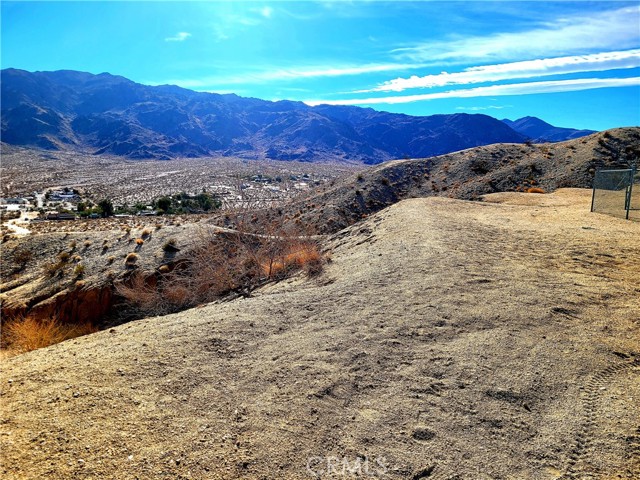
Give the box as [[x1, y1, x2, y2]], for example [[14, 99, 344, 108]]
[[1, 189, 639, 479]]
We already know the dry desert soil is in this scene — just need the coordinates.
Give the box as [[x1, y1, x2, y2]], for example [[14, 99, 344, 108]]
[[1, 189, 639, 479]]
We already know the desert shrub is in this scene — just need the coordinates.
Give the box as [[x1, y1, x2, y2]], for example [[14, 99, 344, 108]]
[[470, 159, 491, 174], [162, 239, 177, 251], [107, 255, 116, 264], [43, 261, 63, 277], [116, 212, 328, 316], [115, 273, 161, 313], [163, 283, 192, 308], [44, 252, 73, 277], [2, 316, 97, 355], [259, 241, 324, 279], [135, 238, 144, 245], [74, 264, 85, 277], [526, 187, 546, 194], [83, 240, 92, 248], [125, 253, 138, 265], [141, 229, 152, 238], [13, 248, 32, 266]]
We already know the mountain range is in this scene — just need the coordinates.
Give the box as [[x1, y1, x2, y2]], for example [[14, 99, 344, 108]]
[[501, 116, 596, 142], [2, 68, 596, 163]]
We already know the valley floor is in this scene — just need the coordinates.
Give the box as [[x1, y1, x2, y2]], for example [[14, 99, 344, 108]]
[[1, 189, 639, 479]]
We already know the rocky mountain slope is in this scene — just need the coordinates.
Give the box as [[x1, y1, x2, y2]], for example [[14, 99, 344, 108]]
[[2, 190, 639, 479], [1, 68, 530, 163], [288, 127, 640, 232], [502, 116, 597, 142], [2, 127, 638, 327]]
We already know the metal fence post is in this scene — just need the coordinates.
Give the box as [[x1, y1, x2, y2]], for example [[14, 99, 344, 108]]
[[626, 167, 636, 220]]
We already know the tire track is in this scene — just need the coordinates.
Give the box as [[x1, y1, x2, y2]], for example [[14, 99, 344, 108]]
[[561, 355, 640, 480]]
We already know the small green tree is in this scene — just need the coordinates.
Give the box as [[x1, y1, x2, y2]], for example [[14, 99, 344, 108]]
[[196, 192, 221, 211], [98, 199, 114, 217], [156, 196, 172, 213]]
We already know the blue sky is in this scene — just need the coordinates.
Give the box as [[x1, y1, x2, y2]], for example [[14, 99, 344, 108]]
[[2, 1, 639, 130]]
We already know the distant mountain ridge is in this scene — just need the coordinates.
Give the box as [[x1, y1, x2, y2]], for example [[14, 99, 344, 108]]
[[502, 116, 596, 142], [1, 68, 591, 163]]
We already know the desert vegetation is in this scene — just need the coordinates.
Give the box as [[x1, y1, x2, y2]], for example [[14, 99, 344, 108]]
[[1, 315, 97, 357], [115, 212, 327, 317]]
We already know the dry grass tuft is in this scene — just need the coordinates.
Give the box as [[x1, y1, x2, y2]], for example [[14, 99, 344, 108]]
[[2, 316, 97, 356], [135, 238, 145, 246], [163, 283, 192, 308], [115, 273, 159, 313], [162, 238, 178, 251], [526, 187, 546, 194], [260, 242, 325, 278], [74, 263, 85, 277], [125, 252, 138, 265]]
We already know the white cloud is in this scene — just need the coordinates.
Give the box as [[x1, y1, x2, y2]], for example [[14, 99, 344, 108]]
[[392, 6, 640, 63], [255, 63, 421, 81], [363, 50, 640, 93], [455, 105, 511, 111], [157, 63, 421, 89], [304, 77, 640, 106], [259, 6, 273, 18], [165, 32, 192, 42]]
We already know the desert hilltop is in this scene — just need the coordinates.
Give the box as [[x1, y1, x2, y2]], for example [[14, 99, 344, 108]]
[[2, 188, 638, 479]]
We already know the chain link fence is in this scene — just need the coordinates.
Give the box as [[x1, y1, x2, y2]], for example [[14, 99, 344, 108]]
[[591, 168, 639, 221]]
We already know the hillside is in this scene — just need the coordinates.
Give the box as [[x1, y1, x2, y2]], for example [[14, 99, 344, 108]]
[[1, 189, 639, 479], [2, 127, 638, 328], [288, 127, 640, 232], [502, 117, 596, 142], [1, 68, 529, 163]]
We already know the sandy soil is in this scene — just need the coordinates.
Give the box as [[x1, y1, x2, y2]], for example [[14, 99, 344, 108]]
[[1, 189, 638, 479]]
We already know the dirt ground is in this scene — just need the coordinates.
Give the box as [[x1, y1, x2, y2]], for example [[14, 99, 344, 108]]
[[1, 188, 638, 479]]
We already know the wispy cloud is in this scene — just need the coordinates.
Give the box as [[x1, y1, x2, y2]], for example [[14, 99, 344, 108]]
[[254, 63, 420, 81], [257, 6, 273, 19], [165, 32, 191, 42], [392, 6, 640, 63], [156, 62, 421, 89], [455, 105, 511, 112], [304, 77, 640, 106], [362, 50, 640, 93], [208, 5, 275, 41]]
